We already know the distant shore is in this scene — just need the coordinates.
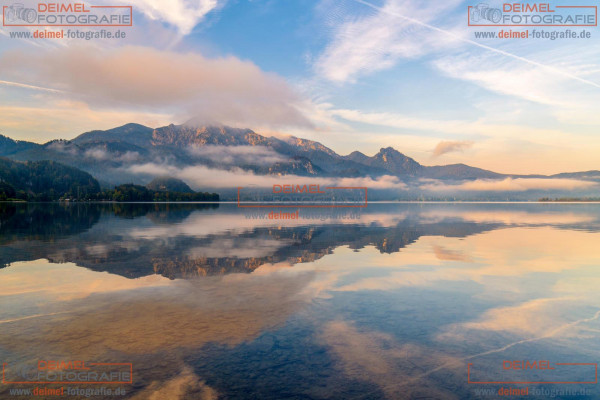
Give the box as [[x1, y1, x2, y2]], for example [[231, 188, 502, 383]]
[[3, 200, 600, 204], [538, 197, 600, 202]]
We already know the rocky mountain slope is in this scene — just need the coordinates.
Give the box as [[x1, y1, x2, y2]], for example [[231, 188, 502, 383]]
[[1, 122, 598, 190]]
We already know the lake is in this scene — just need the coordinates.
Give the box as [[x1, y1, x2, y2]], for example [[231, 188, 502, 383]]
[[1, 202, 599, 399]]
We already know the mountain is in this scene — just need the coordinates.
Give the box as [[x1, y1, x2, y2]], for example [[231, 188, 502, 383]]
[[151, 124, 268, 147], [347, 147, 423, 176], [73, 123, 154, 147], [422, 163, 504, 180], [550, 171, 600, 180], [345, 151, 371, 165], [0, 134, 40, 156], [147, 177, 194, 193], [1, 122, 598, 198], [0, 157, 101, 200]]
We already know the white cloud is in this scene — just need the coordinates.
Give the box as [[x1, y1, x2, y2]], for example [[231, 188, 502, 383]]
[[433, 55, 571, 107], [187, 238, 290, 259], [432, 140, 473, 157], [0, 46, 311, 130], [111, 0, 222, 35], [314, 0, 463, 83], [46, 140, 77, 154], [420, 177, 597, 192], [187, 145, 286, 165], [329, 107, 572, 144], [124, 162, 408, 190], [84, 147, 141, 162], [432, 47, 600, 128]]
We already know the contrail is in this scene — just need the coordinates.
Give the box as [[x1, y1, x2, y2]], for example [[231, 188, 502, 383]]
[[0, 311, 71, 324], [351, 0, 600, 89], [354, 308, 600, 399], [0, 80, 64, 93]]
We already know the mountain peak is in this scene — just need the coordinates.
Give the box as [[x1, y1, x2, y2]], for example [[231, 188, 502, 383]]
[[116, 122, 150, 130], [0, 135, 40, 157], [73, 123, 153, 147], [371, 146, 422, 175], [146, 176, 194, 193], [377, 146, 409, 158], [283, 136, 338, 157], [345, 150, 370, 164], [151, 123, 267, 147]]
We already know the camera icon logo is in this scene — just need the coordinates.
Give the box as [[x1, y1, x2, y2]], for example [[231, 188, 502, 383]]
[[5, 3, 38, 23], [470, 3, 502, 23]]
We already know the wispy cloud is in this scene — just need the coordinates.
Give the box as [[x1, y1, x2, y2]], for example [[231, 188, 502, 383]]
[[421, 177, 597, 192], [343, 0, 600, 90], [315, 0, 463, 83], [188, 145, 286, 165], [110, 0, 223, 35], [125, 162, 408, 190], [0, 46, 312, 130], [84, 147, 141, 162], [432, 140, 473, 157], [46, 141, 78, 154], [0, 80, 63, 94], [328, 107, 570, 143]]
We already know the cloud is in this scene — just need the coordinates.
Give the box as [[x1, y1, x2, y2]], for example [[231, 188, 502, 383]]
[[434, 55, 569, 107], [46, 140, 77, 154], [187, 238, 292, 259], [328, 107, 576, 148], [111, 0, 222, 35], [124, 162, 408, 190], [432, 50, 600, 121], [85, 147, 141, 162], [84, 148, 111, 160], [314, 0, 463, 82], [188, 145, 286, 165], [420, 177, 597, 192], [0, 79, 62, 93], [130, 367, 218, 400], [421, 209, 596, 226], [331, 226, 600, 296], [432, 140, 473, 157], [452, 298, 574, 337], [337, 0, 600, 90], [432, 245, 471, 262], [320, 321, 463, 398], [0, 262, 318, 355], [0, 46, 311, 130], [0, 260, 170, 301], [330, 108, 476, 135]]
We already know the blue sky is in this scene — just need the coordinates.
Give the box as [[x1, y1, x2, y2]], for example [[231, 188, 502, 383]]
[[1, 0, 599, 174]]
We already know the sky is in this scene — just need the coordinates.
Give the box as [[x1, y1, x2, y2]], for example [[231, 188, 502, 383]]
[[0, 0, 599, 175]]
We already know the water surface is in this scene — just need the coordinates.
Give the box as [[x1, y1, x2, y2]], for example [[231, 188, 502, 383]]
[[1, 203, 599, 399]]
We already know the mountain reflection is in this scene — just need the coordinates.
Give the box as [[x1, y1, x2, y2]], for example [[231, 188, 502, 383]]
[[2, 203, 600, 279], [2, 203, 600, 399]]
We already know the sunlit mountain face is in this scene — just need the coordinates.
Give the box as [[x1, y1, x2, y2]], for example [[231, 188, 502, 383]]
[[2, 124, 599, 201], [1, 203, 600, 398]]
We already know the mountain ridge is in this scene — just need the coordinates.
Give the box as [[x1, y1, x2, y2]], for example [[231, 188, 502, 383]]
[[1, 123, 598, 188]]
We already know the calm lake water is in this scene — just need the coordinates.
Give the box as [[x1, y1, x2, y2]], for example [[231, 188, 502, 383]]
[[1, 202, 599, 399]]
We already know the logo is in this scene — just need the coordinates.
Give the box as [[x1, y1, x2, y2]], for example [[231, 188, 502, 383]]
[[2, 2, 133, 27], [468, 2, 597, 27], [470, 3, 502, 23], [468, 360, 598, 384], [237, 184, 368, 208], [2, 360, 133, 384], [5, 3, 37, 23]]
